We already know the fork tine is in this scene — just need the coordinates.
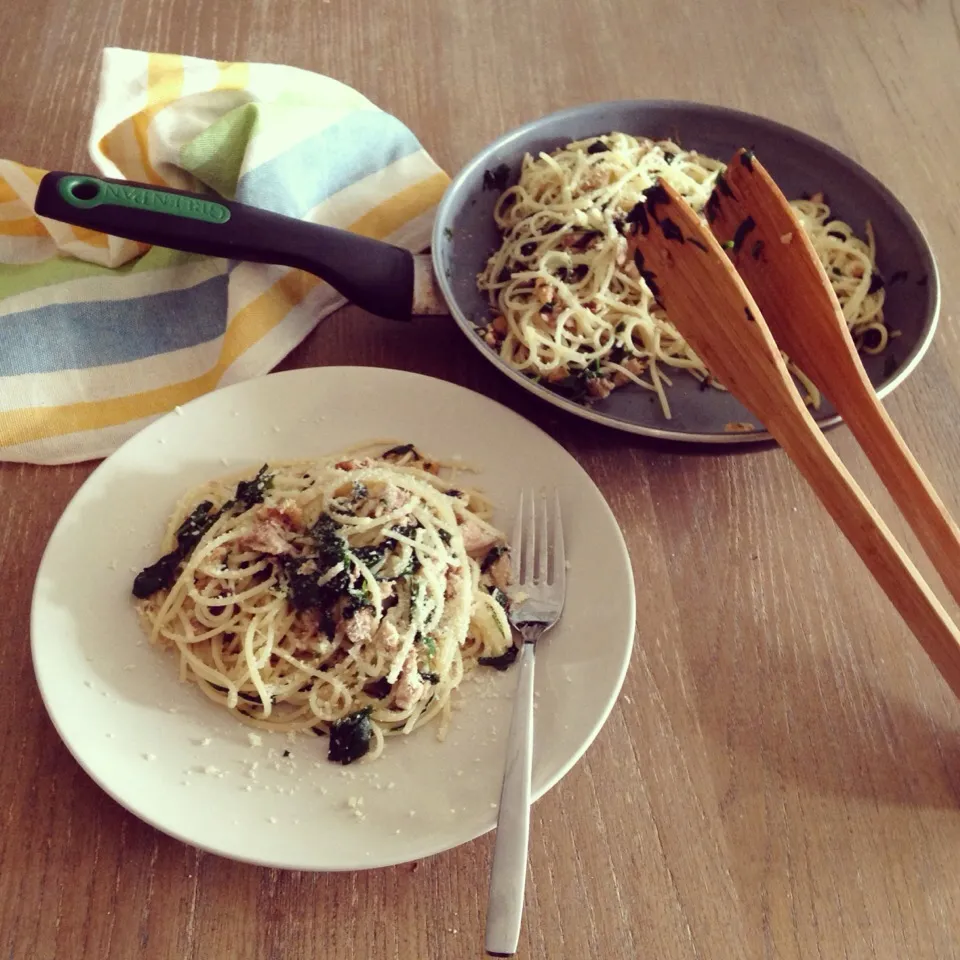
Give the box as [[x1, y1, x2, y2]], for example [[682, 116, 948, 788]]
[[523, 489, 536, 584], [536, 489, 549, 584], [551, 490, 565, 588], [510, 490, 526, 581]]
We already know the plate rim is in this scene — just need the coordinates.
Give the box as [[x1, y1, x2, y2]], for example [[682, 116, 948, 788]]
[[30, 365, 636, 870], [432, 97, 941, 445]]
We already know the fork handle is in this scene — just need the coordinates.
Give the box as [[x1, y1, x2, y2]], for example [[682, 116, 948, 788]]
[[768, 405, 960, 693], [485, 642, 535, 958]]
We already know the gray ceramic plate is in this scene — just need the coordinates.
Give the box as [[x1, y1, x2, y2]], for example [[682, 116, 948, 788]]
[[431, 100, 940, 444]]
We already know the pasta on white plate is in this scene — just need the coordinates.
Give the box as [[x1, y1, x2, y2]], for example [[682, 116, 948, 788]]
[[132, 444, 516, 765], [477, 132, 892, 416]]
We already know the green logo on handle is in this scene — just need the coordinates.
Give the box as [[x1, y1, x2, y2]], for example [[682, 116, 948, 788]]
[[58, 175, 231, 224]]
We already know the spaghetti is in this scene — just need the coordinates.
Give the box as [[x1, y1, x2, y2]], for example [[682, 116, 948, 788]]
[[477, 133, 890, 416], [132, 444, 515, 764]]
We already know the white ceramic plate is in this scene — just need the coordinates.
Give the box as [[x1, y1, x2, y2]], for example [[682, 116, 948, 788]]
[[31, 367, 635, 871]]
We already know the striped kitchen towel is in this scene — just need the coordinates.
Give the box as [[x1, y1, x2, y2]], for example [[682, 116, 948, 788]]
[[0, 48, 449, 464]]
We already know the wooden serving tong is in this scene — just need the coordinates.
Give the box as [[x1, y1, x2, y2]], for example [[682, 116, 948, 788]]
[[628, 154, 960, 697]]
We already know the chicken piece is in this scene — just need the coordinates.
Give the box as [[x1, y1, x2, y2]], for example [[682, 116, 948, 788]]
[[459, 515, 499, 557], [256, 499, 302, 530], [380, 483, 410, 513], [345, 608, 377, 646], [335, 457, 375, 470], [445, 565, 463, 599], [374, 618, 402, 654], [612, 356, 647, 387], [237, 520, 291, 556], [534, 278, 555, 304], [586, 376, 615, 400], [393, 650, 426, 710]]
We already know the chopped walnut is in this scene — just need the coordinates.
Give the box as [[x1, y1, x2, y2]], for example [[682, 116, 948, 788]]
[[586, 376, 615, 399], [612, 356, 647, 386]]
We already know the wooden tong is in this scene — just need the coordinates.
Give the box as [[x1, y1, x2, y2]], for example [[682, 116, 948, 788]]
[[628, 157, 960, 698]]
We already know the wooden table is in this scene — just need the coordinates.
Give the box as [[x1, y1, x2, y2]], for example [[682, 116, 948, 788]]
[[3, 1, 960, 957]]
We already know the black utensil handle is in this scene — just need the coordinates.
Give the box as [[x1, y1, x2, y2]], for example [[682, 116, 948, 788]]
[[34, 171, 415, 322]]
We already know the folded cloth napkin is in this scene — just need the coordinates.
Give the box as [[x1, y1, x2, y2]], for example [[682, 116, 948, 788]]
[[0, 48, 448, 465]]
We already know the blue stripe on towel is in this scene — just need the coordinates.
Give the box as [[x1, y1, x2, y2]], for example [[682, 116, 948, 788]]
[[236, 110, 421, 218], [0, 273, 229, 376]]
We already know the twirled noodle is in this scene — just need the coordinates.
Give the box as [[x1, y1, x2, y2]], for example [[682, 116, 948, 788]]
[[132, 444, 514, 765], [477, 133, 890, 416]]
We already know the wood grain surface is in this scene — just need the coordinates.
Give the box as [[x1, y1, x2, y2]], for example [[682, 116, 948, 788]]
[[3, 1, 960, 958]]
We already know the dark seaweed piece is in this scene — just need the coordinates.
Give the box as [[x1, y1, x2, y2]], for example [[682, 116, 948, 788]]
[[363, 677, 393, 699], [480, 644, 520, 671], [660, 217, 684, 243], [282, 749, 291, 758], [328, 708, 373, 764], [625, 201, 650, 235], [175, 501, 219, 551], [688, 237, 709, 252], [520, 241, 537, 256], [311, 513, 348, 566], [382, 443, 421, 461], [917, 273, 929, 287], [437, 528, 452, 546], [751, 239, 765, 260], [890, 270, 909, 284], [132, 500, 220, 598], [544, 373, 589, 403], [705, 191, 721, 223], [745, 307, 755, 323], [352, 544, 388, 568], [443, 226, 453, 241], [491, 587, 509, 610], [586, 140, 609, 154], [132, 551, 183, 599], [641, 270, 661, 300], [481, 544, 508, 572], [419, 671, 441, 684], [740, 149, 755, 170], [715, 173, 734, 197], [233, 465, 273, 510], [868, 271, 885, 294], [827, 230, 846, 240], [482, 164, 511, 192], [883, 353, 899, 379], [311, 726, 327, 737], [699, 377, 711, 391], [644, 182, 670, 221], [663, 151, 676, 164], [732, 216, 756, 254]]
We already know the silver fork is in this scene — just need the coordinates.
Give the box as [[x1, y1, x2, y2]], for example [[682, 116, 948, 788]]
[[484, 489, 566, 958]]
